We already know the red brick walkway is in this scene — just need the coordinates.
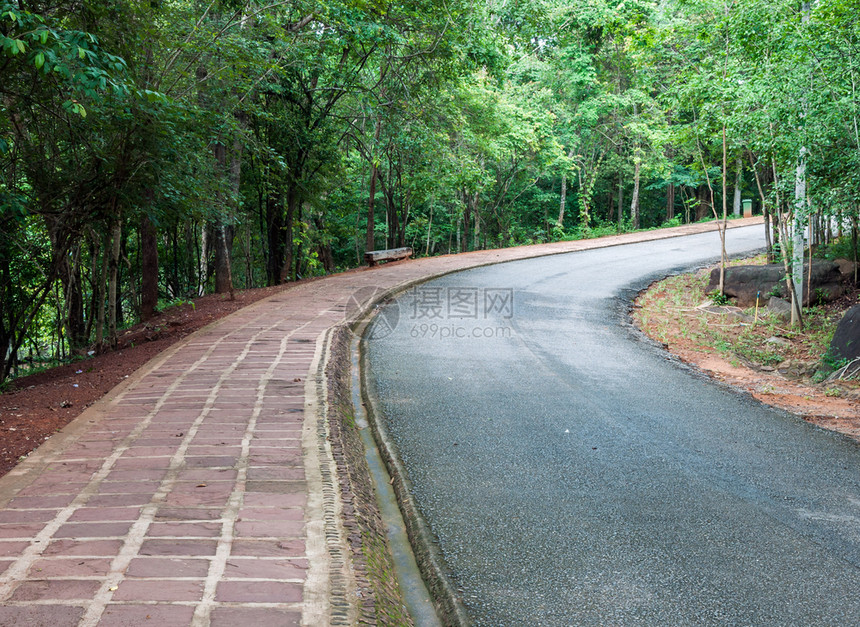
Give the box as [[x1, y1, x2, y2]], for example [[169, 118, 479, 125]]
[[0, 219, 761, 626]]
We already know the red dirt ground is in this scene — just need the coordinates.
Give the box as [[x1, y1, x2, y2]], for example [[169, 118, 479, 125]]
[[0, 285, 291, 477]]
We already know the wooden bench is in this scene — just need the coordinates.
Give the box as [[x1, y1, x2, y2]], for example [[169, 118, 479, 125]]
[[364, 247, 413, 267]]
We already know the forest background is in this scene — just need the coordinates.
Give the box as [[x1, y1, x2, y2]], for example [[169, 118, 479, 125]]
[[1, 0, 857, 383]]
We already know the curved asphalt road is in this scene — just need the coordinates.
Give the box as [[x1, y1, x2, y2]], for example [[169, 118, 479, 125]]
[[365, 226, 860, 625]]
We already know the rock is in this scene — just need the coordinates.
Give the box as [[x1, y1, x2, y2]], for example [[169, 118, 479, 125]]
[[828, 304, 860, 362], [766, 336, 790, 347], [834, 258, 859, 283], [707, 262, 843, 306], [767, 296, 792, 321]]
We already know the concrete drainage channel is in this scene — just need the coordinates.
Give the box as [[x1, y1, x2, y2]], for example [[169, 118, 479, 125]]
[[350, 308, 471, 626]]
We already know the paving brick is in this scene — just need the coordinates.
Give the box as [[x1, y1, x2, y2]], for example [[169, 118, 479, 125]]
[[209, 607, 301, 627], [237, 507, 302, 521], [120, 446, 180, 457], [246, 467, 304, 481], [54, 522, 134, 538], [153, 507, 222, 521], [0, 540, 31, 556], [98, 604, 196, 627], [112, 579, 204, 602], [10, 579, 101, 601], [0, 605, 84, 627], [68, 507, 141, 522], [235, 519, 303, 538], [171, 482, 233, 498], [87, 494, 153, 507], [96, 481, 160, 495], [216, 580, 302, 603], [125, 557, 211, 578], [29, 558, 112, 577], [43, 539, 124, 556], [133, 438, 186, 446], [242, 493, 307, 509], [248, 452, 303, 465], [252, 430, 301, 439], [146, 522, 222, 538], [184, 456, 237, 468], [162, 492, 230, 507], [103, 469, 167, 482], [0, 523, 47, 538], [112, 458, 173, 471], [230, 539, 305, 557], [17, 482, 88, 496], [0, 509, 60, 523], [175, 469, 237, 482], [185, 446, 242, 456], [196, 420, 250, 429], [139, 539, 217, 557], [223, 558, 308, 580], [244, 480, 306, 494]]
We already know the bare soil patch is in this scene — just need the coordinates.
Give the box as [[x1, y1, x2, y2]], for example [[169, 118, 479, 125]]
[[634, 258, 860, 441], [0, 284, 291, 477]]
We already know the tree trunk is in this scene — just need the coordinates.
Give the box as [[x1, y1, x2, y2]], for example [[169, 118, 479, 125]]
[[733, 157, 742, 216], [96, 233, 108, 348], [630, 150, 641, 230], [617, 178, 624, 226], [140, 213, 159, 321], [790, 0, 811, 327], [695, 185, 711, 221], [558, 172, 567, 228], [59, 243, 87, 351], [425, 206, 433, 256], [792, 151, 806, 326], [462, 190, 472, 253], [401, 190, 410, 248], [718, 123, 728, 294], [472, 194, 480, 250], [666, 183, 675, 222], [280, 182, 300, 282], [198, 224, 210, 296], [748, 152, 774, 262], [266, 190, 284, 286], [214, 225, 234, 297], [107, 218, 122, 348], [366, 162, 379, 253], [213, 142, 234, 296]]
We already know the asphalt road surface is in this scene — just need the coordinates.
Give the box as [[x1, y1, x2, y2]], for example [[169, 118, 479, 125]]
[[364, 226, 860, 626]]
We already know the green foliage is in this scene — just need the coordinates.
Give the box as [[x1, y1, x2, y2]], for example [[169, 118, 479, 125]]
[[4, 0, 860, 388], [709, 291, 730, 306]]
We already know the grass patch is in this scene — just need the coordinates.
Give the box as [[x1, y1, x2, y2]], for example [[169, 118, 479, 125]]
[[633, 259, 850, 381]]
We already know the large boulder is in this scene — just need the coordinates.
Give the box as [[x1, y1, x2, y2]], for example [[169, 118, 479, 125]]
[[835, 258, 859, 284], [828, 304, 860, 362], [767, 296, 792, 321], [707, 262, 843, 307]]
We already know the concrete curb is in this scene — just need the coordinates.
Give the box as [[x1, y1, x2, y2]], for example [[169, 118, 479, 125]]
[[358, 344, 472, 626]]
